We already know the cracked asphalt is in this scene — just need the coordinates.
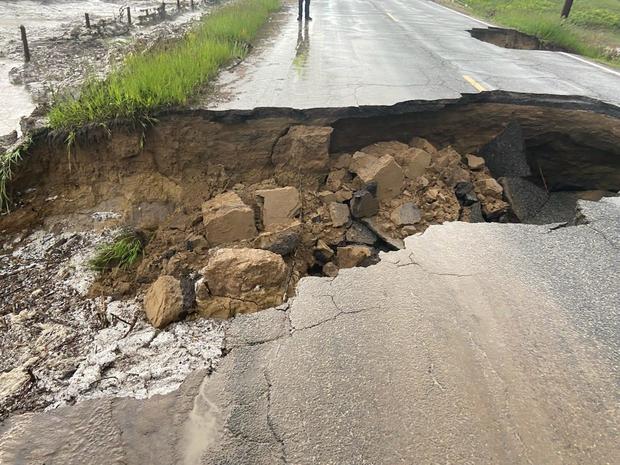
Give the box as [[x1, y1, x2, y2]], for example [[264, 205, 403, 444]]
[[209, 0, 620, 109], [2, 198, 618, 464]]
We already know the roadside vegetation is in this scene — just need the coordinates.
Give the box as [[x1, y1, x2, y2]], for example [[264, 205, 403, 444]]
[[442, 0, 620, 66], [48, 0, 281, 131], [0, 137, 32, 212], [89, 230, 145, 272]]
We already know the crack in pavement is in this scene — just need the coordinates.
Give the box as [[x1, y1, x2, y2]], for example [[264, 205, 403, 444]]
[[263, 369, 287, 465]]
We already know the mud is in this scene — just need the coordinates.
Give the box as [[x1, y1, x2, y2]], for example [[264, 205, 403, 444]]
[[469, 27, 566, 51]]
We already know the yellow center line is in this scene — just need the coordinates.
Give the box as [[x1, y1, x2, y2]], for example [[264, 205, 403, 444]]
[[386, 12, 399, 22], [463, 75, 487, 92]]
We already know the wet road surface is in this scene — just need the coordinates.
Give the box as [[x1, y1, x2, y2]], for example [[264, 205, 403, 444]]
[[2, 198, 619, 464], [211, 0, 620, 109]]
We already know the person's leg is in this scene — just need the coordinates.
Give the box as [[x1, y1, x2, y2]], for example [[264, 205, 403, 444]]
[[298, 0, 303, 20], [305, 0, 312, 20]]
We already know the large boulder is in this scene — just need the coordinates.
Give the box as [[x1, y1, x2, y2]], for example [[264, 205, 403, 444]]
[[202, 192, 257, 246], [362, 141, 431, 179], [199, 248, 288, 318], [349, 152, 404, 200], [143, 275, 185, 328], [256, 187, 301, 229]]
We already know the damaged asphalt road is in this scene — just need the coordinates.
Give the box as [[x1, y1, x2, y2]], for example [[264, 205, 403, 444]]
[[210, 0, 620, 109], [2, 197, 619, 464]]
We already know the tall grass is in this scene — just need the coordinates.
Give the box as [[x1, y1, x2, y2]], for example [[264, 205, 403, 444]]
[[89, 230, 145, 272], [0, 138, 31, 212], [49, 0, 281, 131]]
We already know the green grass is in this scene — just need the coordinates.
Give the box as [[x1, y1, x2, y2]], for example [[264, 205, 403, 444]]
[[49, 0, 281, 131], [89, 231, 145, 272], [0, 137, 32, 212], [444, 0, 620, 65]]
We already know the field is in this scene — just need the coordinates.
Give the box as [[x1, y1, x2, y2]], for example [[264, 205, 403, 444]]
[[48, 0, 281, 131], [443, 0, 620, 65]]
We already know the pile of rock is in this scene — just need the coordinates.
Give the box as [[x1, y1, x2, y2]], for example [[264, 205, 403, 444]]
[[141, 125, 517, 326]]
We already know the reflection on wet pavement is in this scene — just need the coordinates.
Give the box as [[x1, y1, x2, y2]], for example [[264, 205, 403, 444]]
[[293, 21, 310, 77]]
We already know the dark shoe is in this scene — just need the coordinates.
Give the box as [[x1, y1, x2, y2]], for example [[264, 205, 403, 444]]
[[297, 16, 302, 21], [306, 16, 313, 21]]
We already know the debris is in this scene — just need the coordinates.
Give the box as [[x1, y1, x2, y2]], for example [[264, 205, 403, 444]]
[[390, 203, 422, 225], [143, 276, 185, 329], [350, 152, 405, 200], [361, 217, 405, 250], [322, 262, 339, 277], [256, 187, 301, 229], [346, 222, 377, 245], [254, 222, 302, 256], [350, 187, 379, 218], [409, 136, 438, 153], [500, 177, 549, 222], [328, 202, 351, 227], [466, 154, 485, 170], [202, 192, 257, 246], [0, 368, 31, 407], [337, 245, 374, 268], [272, 126, 333, 183]]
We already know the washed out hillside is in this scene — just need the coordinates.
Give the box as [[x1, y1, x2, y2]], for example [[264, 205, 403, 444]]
[[1, 1, 619, 464]]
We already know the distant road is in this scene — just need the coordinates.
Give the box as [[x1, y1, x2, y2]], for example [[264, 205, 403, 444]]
[[210, 0, 620, 109]]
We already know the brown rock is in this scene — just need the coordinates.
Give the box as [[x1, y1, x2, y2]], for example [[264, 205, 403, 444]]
[[350, 152, 405, 200], [325, 169, 349, 192], [202, 192, 257, 246], [434, 147, 461, 169], [328, 202, 351, 227], [256, 187, 301, 229], [400, 148, 432, 179], [475, 178, 504, 196], [254, 221, 302, 256], [143, 276, 184, 329], [331, 153, 352, 169], [322, 262, 339, 277], [409, 137, 438, 153], [337, 245, 374, 268], [466, 154, 485, 170], [317, 191, 338, 204], [0, 367, 31, 406], [200, 248, 287, 318], [334, 189, 353, 202]]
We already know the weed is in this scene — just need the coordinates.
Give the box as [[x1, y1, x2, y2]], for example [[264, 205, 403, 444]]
[[0, 137, 32, 213], [89, 230, 145, 272]]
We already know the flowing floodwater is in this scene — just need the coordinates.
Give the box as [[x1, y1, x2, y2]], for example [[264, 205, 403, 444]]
[[0, 0, 208, 137]]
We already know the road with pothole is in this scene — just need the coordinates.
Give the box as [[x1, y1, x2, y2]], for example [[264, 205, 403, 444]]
[[210, 0, 620, 109], [1, 198, 619, 464]]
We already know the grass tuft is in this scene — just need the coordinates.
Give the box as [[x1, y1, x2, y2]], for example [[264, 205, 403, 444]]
[[49, 0, 281, 131], [89, 230, 145, 272], [0, 137, 32, 213]]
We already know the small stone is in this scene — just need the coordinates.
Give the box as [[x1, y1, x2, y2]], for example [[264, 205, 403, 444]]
[[346, 222, 377, 245], [256, 187, 301, 229], [322, 262, 339, 277], [337, 245, 374, 268], [331, 153, 352, 169], [325, 169, 349, 192], [317, 191, 338, 204], [350, 188, 379, 218], [328, 202, 351, 227], [466, 154, 485, 170], [390, 203, 422, 225], [202, 191, 257, 246], [454, 182, 479, 206], [475, 178, 504, 196], [334, 189, 353, 202], [143, 276, 185, 329], [314, 240, 335, 262], [362, 217, 405, 250], [402, 225, 418, 236]]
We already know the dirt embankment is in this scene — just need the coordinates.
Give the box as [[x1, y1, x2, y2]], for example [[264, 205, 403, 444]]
[[1, 91, 619, 418]]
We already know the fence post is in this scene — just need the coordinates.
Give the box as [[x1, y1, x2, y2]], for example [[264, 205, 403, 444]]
[[160, 2, 166, 19], [85, 13, 91, 28], [190, 0, 194, 10], [127, 6, 132, 25], [20, 25, 30, 63], [177, 0, 181, 11]]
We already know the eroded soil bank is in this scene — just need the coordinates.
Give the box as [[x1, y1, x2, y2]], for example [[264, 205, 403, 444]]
[[1, 91, 619, 419]]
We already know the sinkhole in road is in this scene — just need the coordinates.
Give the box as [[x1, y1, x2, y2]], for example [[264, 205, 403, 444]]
[[2, 92, 619, 322], [469, 27, 567, 52]]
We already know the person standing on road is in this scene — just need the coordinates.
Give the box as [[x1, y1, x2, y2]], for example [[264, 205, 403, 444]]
[[298, 0, 312, 21]]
